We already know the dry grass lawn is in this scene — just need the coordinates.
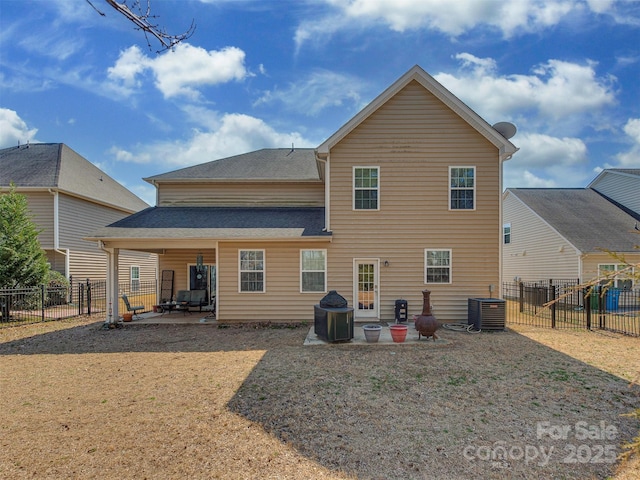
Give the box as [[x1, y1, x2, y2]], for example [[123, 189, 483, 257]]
[[0, 317, 638, 479]]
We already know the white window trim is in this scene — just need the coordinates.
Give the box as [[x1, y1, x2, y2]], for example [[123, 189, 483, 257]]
[[130, 265, 140, 291], [598, 263, 634, 289], [424, 249, 452, 284], [449, 166, 476, 211], [353, 166, 380, 211], [300, 249, 327, 293], [238, 249, 266, 293], [503, 223, 511, 244]]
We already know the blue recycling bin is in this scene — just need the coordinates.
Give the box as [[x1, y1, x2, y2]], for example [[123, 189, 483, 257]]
[[606, 288, 620, 311]]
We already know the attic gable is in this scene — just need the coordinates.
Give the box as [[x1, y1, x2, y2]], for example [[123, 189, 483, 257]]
[[316, 65, 518, 161]]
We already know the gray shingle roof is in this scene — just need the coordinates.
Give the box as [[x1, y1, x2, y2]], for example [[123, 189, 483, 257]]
[[508, 188, 639, 253], [0, 143, 148, 212], [144, 148, 320, 183], [86, 206, 330, 240]]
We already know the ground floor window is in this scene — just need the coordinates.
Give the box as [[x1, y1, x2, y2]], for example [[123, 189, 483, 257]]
[[425, 249, 452, 284], [130, 265, 140, 292], [301, 249, 326, 292], [239, 250, 265, 292], [598, 264, 633, 290]]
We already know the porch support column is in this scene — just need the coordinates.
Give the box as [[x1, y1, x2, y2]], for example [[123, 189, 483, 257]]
[[105, 248, 120, 325]]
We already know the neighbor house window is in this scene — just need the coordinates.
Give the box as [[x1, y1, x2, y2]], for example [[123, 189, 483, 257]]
[[598, 264, 633, 290], [449, 167, 475, 210], [239, 250, 265, 292], [425, 249, 452, 284], [130, 266, 140, 292], [354, 167, 379, 210], [503, 223, 511, 244], [301, 249, 326, 293]]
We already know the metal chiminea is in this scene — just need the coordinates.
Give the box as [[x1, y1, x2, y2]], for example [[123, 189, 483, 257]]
[[414, 289, 440, 341], [314, 290, 354, 343]]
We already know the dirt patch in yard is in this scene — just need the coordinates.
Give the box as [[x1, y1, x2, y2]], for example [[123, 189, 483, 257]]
[[0, 317, 638, 479]]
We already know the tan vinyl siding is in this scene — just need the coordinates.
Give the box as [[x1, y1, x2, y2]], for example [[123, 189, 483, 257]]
[[57, 193, 156, 282], [158, 182, 324, 207], [326, 81, 503, 322], [581, 252, 640, 284], [217, 242, 328, 323], [591, 173, 640, 214], [503, 193, 580, 281], [25, 192, 54, 247]]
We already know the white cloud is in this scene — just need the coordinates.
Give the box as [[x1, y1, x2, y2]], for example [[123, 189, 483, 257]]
[[255, 70, 366, 116], [504, 133, 591, 187], [106, 43, 248, 99], [434, 54, 616, 129], [0, 108, 39, 148], [110, 112, 315, 168], [615, 118, 640, 166], [300, 0, 608, 43]]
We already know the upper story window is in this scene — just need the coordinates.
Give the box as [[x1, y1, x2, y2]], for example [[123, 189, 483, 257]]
[[425, 249, 452, 284], [239, 250, 265, 292], [354, 167, 379, 210], [598, 264, 633, 290], [300, 249, 326, 293], [503, 223, 511, 244], [449, 167, 475, 210]]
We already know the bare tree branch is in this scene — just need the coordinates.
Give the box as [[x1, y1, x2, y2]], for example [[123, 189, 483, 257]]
[[87, 0, 195, 53]]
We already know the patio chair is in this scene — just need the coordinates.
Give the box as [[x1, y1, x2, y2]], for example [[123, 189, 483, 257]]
[[175, 290, 192, 315], [122, 294, 144, 319]]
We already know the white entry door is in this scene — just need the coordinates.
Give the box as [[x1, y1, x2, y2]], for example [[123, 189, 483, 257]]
[[354, 259, 379, 320]]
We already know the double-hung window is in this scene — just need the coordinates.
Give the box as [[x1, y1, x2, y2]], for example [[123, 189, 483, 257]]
[[239, 250, 265, 292], [300, 249, 326, 293], [503, 223, 511, 244], [130, 266, 140, 292], [598, 264, 633, 290], [425, 249, 452, 284], [449, 167, 475, 210], [354, 167, 379, 210]]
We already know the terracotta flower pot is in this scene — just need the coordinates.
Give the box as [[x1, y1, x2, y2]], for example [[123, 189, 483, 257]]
[[363, 324, 382, 343], [122, 312, 133, 322], [389, 324, 408, 343]]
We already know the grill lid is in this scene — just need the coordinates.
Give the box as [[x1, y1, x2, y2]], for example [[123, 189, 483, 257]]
[[319, 290, 348, 308]]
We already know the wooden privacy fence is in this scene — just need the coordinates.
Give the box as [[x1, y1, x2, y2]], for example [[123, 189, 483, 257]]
[[503, 279, 640, 336], [0, 280, 157, 325]]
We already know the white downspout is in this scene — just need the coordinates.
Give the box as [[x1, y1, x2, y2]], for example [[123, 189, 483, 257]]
[[48, 189, 70, 279]]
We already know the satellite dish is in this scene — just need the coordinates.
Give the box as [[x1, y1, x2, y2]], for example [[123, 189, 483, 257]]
[[492, 122, 517, 139]]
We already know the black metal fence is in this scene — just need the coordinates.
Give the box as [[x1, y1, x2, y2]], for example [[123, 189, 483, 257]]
[[0, 279, 157, 326], [504, 279, 640, 336]]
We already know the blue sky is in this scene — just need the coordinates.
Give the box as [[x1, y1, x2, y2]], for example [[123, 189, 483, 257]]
[[1, 0, 639, 206]]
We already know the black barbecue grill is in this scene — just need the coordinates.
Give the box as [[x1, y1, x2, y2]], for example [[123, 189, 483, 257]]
[[314, 290, 354, 342]]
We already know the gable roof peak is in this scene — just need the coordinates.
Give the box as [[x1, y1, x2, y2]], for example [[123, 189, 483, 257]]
[[316, 64, 518, 160]]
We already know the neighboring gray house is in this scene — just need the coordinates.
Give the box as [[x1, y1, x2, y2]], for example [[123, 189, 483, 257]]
[[0, 143, 157, 285], [503, 170, 640, 287]]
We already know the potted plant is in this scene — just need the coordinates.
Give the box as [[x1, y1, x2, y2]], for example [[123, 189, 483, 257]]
[[363, 324, 382, 343], [389, 324, 408, 343], [122, 312, 133, 322]]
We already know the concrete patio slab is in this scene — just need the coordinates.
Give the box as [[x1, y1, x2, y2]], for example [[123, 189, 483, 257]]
[[304, 322, 451, 346]]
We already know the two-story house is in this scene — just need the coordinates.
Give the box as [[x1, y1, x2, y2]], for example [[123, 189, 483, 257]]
[[0, 143, 157, 287], [88, 65, 518, 323]]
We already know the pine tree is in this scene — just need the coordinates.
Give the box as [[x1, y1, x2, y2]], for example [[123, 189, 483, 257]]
[[0, 186, 49, 288]]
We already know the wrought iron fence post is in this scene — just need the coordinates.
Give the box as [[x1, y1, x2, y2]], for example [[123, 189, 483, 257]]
[[584, 288, 591, 330], [78, 285, 84, 316], [549, 280, 556, 329], [86, 279, 92, 316], [40, 284, 45, 322], [518, 281, 524, 313]]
